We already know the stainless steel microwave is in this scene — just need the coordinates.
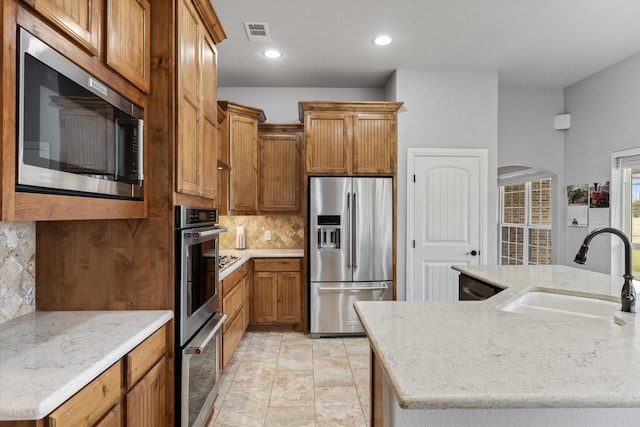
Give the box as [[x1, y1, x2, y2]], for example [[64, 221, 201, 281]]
[[17, 28, 144, 200]]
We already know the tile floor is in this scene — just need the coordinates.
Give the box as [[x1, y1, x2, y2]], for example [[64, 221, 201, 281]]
[[209, 331, 371, 427]]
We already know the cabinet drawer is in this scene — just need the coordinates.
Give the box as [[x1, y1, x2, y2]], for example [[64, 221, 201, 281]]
[[253, 258, 300, 272], [48, 360, 122, 427], [222, 262, 248, 297], [222, 279, 244, 333], [222, 308, 245, 369], [126, 325, 166, 387]]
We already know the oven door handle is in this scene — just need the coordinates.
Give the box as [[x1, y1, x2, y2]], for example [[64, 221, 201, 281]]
[[187, 227, 227, 240], [184, 313, 227, 354]]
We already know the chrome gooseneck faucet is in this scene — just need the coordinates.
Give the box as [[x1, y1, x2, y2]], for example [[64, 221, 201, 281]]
[[573, 227, 636, 313]]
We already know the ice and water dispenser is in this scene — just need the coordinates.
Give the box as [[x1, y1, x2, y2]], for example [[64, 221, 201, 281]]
[[316, 215, 341, 249]]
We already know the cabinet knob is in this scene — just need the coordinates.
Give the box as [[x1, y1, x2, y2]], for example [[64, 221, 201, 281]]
[[466, 250, 479, 256]]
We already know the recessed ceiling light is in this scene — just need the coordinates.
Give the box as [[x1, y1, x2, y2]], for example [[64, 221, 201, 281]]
[[262, 49, 282, 59], [373, 35, 393, 46]]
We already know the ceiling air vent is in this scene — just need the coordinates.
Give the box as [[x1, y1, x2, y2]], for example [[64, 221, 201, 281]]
[[244, 22, 271, 42]]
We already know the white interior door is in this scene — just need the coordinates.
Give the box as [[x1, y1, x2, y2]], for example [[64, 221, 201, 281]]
[[407, 149, 487, 301]]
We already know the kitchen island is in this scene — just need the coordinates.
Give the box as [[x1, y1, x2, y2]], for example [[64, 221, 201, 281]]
[[354, 265, 640, 427]]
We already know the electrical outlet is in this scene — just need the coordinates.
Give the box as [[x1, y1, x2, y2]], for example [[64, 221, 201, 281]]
[[264, 230, 272, 241]]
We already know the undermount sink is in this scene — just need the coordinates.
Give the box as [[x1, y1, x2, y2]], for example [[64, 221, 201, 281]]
[[498, 290, 621, 325]]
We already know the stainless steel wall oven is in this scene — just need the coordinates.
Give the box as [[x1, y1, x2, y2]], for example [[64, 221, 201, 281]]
[[175, 206, 227, 427]]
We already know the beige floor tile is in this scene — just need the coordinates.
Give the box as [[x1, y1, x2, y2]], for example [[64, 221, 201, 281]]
[[314, 356, 354, 386], [244, 335, 283, 358], [314, 385, 361, 408], [281, 331, 313, 347], [232, 356, 278, 388], [270, 370, 315, 407], [265, 405, 316, 427], [347, 353, 369, 371], [211, 331, 372, 426], [344, 337, 370, 356], [312, 338, 347, 357], [211, 386, 270, 427], [278, 344, 313, 370], [315, 404, 367, 427]]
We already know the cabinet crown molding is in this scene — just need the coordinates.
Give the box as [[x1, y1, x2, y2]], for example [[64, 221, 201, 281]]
[[298, 101, 404, 122], [219, 100, 266, 122]]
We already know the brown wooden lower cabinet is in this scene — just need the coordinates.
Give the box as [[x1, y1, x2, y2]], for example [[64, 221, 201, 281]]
[[0, 325, 168, 427], [95, 403, 122, 427], [125, 357, 166, 427], [252, 258, 301, 325], [220, 262, 251, 369], [371, 349, 384, 427]]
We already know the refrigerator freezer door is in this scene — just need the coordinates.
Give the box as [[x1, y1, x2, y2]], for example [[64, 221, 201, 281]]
[[352, 177, 393, 282], [309, 177, 351, 282], [309, 281, 392, 337]]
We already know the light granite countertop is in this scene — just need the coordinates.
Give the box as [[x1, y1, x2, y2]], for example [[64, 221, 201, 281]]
[[0, 310, 173, 421], [354, 265, 640, 410], [218, 248, 303, 281]]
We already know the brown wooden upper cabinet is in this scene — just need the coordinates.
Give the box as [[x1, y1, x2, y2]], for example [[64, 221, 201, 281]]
[[218, 101, 266, 214], [176, 0, 220, 200], [21, 0, 102, 55], [106, 0, 151, 93], [258, 124, 304, 213], [22, 0, 150, 93], [299, 102, 403, 175]]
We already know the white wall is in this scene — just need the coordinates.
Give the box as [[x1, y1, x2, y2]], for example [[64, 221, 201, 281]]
[[217, 87, 384, 123], [564, 51, 640, 274], [388, 69, 499, 301], [497, 86, 566, 264]]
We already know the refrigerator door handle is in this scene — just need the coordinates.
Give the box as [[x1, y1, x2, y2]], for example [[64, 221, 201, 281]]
[[317, 284, 388, 292], [352, 192, 357, 268], [347, 192, 352, 267]]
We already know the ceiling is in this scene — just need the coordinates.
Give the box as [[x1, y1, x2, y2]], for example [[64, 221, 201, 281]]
[[212, 0, 640, 89]]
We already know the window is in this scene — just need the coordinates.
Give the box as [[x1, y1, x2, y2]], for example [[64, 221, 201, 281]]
[[612, 149, 640, 277], [499, 178, 552, 265]]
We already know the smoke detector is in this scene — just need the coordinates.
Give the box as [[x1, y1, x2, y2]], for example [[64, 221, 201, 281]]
[[244, 22, 271, 42]]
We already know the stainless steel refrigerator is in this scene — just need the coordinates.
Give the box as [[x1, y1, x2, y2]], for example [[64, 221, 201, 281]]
[[309, 176, 393, 337]]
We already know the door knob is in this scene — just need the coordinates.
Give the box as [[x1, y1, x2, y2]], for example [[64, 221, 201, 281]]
[[466, 250, 479, 256]]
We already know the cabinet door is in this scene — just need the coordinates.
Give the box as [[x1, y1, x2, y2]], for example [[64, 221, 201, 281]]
[[352, 113, 397, 174], [252, 272, 278, 323], [22, 0, 101, 55], [200, 33, 218, 199], [243, 274, 251, 330], [229, 114, 259, 212], [95, 404, 122, 427], [176, 0, 202, 196], [106, 0, 150, 93], [304, 113, 351, 174], [126, 357, 166, 427], [259, 132, 302, 212], [277, 272, 301, 323]]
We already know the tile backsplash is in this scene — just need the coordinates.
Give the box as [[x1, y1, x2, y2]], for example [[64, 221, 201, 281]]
[[0, 222, 36, 324], [219, 215, 304, 250]]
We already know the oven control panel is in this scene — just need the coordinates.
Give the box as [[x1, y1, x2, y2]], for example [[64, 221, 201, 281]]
[[176, 206, 219, 229]]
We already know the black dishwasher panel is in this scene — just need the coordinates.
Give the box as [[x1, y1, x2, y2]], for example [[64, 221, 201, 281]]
[[459, 274, 503, 301]]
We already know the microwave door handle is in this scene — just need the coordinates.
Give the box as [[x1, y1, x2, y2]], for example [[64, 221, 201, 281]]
[[114, 121, 119, 181], [137, 119, 144, 182]]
